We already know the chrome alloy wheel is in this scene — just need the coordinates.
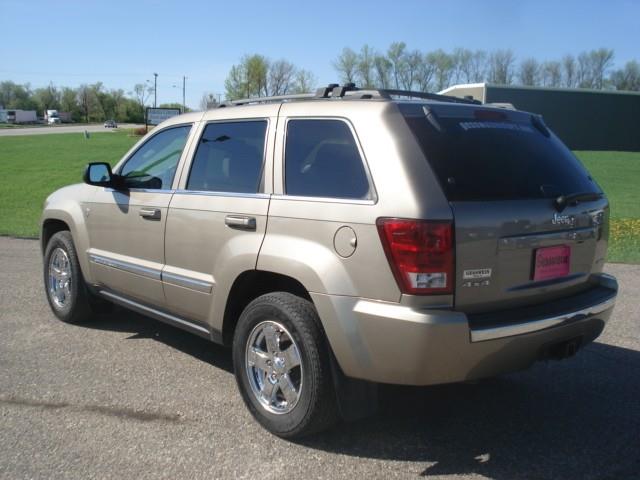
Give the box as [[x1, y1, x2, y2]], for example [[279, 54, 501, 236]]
[[245, 320, 303, 415], [48, 247, 72, 309]]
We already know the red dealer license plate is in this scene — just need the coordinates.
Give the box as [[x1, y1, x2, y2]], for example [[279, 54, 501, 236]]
[[533, 245, 571, 281]]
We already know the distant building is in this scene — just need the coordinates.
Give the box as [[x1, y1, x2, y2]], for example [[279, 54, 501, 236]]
[[440, 83, 640, 151]]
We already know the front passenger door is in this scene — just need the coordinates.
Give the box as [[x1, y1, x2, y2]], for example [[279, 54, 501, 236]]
[[86, 124, 194, 306]]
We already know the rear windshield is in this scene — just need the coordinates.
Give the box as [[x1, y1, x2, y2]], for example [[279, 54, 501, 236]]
[[402, 105, 600, 201]]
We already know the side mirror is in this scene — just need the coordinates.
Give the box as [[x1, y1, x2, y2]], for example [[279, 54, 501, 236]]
[[83, 162, 118, 188]]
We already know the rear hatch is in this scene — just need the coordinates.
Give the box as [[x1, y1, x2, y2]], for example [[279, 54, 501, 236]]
[[401, 102, 609, 314]]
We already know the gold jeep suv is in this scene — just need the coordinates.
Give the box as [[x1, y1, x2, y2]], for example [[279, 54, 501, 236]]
[[41, 84, 618, 437]]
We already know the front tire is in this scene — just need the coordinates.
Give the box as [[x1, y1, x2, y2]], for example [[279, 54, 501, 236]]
[[232, 292, 338, 438], [43, 231, 95, 323]]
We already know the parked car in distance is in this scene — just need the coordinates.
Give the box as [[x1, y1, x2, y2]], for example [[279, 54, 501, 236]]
[[104, 119, 117, 128], [41, 84, 618, 438]]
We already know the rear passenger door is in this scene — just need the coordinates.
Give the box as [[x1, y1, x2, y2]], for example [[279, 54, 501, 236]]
[[163, 106, 278, 331]]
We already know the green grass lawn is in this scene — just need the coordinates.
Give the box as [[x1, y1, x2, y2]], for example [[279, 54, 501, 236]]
[[0, 133, 638, 263], [0, 132, 138, 237], [575, 151, 640, 264]]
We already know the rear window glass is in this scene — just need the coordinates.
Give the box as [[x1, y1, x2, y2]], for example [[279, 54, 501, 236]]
[[402, 106, 599, 201]]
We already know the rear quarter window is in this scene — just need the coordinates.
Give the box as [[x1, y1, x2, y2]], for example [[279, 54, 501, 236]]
[[284, 119, 370, 200]]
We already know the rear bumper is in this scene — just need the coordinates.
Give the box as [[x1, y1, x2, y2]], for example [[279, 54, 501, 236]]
[[312, 273, 617, 386]]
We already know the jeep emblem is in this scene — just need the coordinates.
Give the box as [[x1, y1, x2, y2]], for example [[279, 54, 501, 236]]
[[552, 213, 575, 226]]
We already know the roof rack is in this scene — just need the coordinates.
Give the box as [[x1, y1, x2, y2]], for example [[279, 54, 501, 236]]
[[218, 83, 481, 107]]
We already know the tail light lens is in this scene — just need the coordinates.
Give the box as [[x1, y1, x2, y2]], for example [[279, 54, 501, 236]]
[[377, 218, 454, 295]]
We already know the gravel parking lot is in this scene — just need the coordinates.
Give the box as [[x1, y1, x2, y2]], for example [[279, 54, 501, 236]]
[[1, 236, 638, 479]]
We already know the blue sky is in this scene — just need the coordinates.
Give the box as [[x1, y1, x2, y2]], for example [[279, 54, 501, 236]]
[[1, 0, 638, 108]]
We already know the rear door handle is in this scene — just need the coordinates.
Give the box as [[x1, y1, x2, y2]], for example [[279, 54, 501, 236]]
[[225, 215, 256, 230], [139, 208, 161, 220]]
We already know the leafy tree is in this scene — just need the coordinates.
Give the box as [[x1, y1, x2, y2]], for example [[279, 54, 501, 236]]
[[33, 83, 61, 113], [610, 60, 640, 91], [292, 69, 316, 94], [333, 47, 358, 84], [356, 45, 376, 88], [159, 102, 190, 112], [541, 61, 562, 87], [373, 54, 392, 89], [224, 64, 248, 100], [428, 49, 454, 91], [269, 59, 296, 95], [131, 83, 153, 115], [387, 42, 407, 89], [400, 50, 422, 90], [562, 54, 577, 88], [488, 49, 516, 85], [519, 58, 540, 86]]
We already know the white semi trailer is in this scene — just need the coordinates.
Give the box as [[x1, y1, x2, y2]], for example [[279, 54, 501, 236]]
[[7, 110, 37, 123]]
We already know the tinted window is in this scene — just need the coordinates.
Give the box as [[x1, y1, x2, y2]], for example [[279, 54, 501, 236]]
[[120, 125, 191, 189], [285, 119, 370, 199], [187, 121, 267, 193], [402, 106, 599, 201]]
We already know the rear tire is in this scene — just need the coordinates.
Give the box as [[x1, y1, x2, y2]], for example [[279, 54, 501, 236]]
[[232, 292, 338, 438], [43, 231, 100, 323]]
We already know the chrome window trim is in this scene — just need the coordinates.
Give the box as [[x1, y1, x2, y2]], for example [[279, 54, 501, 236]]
[[173, 189, 270, 200], [270, 193, 375, 205], [184, 118, 270, 194], [282, 116, 378, 203], [104, 188, 176, 194], [89, 253, 161, 281], [162, 271, 213, 294], [469, 295, 616, 342]]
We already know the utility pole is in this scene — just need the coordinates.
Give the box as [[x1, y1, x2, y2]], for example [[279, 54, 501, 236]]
[[153, 72, 158, 107], [182, 76, 186, 113]]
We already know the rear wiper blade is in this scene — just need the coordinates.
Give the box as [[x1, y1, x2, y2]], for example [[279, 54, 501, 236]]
[[554, 191, 603, 211]]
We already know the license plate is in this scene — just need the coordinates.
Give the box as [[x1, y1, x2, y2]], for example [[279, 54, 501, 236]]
[[533, 245, 571, 281]]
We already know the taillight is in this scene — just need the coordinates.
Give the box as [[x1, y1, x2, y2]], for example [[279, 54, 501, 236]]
[[377, 218, 454, 295]]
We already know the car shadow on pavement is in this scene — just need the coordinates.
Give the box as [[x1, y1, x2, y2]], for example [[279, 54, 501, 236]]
[[83, 307, 233, 374], [300, 342, 640, 479], [79, 309, 639, 478]]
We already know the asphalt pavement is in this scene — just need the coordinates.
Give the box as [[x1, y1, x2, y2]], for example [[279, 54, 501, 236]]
[[0, 124, 143, 137], [0, 236, 638, 479]]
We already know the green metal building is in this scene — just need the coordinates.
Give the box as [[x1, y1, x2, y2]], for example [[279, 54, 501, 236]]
[[440, 83, 640, 151]]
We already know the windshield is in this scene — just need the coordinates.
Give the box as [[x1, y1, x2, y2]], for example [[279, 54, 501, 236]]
[[401, 104, 600, 202]]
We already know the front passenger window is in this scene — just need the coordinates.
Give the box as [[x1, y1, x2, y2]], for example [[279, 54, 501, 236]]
[[120, 125, 192, 189]]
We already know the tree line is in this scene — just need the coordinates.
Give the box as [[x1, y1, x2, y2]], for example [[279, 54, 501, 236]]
[[332, 43, 640, 93], [0, 81, 177, 123], [3, 44, 638, 120], [224, 54, 316, 100]]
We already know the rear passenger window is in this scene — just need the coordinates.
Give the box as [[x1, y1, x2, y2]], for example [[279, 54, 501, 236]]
[[285, 119, 370, 199], [187, 121, 267, 193]]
